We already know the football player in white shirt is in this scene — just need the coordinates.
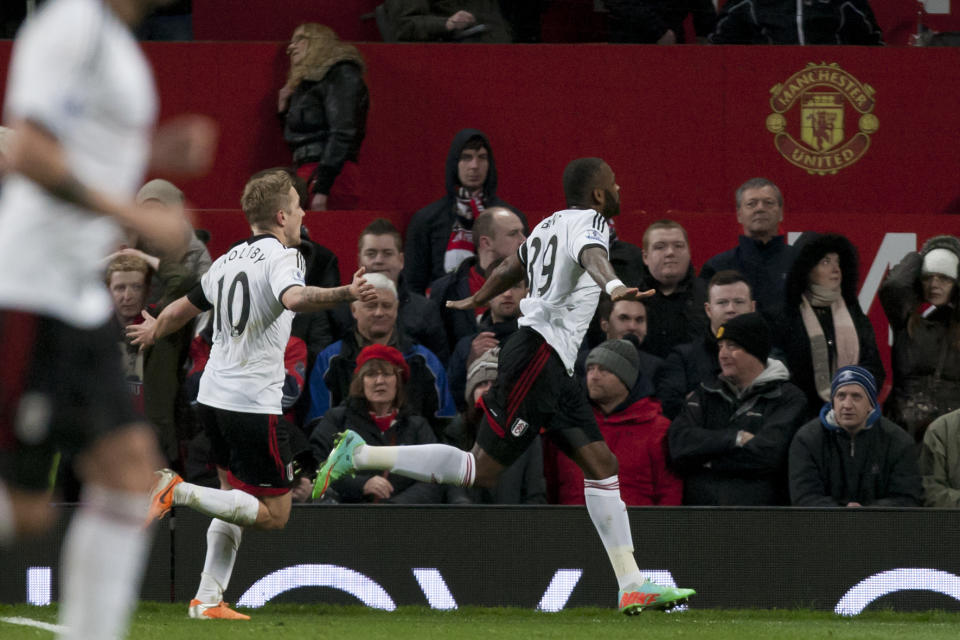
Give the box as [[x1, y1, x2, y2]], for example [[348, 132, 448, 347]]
[[129, 169, 374, 619], [312, 158, 696, 614], [0, 1, 215, 639]]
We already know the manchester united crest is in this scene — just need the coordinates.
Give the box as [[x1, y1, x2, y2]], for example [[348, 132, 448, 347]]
[[766, 62, 878, 175]]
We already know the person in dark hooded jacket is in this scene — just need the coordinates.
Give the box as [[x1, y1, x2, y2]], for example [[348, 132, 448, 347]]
[[789, 366, 921, 507], [779, 232, 884, 418], [402, 128, 524, 295], [709, 0, 883, 45]]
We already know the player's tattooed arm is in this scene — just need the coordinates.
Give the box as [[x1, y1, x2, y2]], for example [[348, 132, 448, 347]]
[[580, 246, 653, 301], [283, 268, 377, 312], [447, 252, 525, 310]]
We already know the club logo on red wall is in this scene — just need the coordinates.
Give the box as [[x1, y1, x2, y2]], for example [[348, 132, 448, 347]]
[[766, 63, 879, 176]]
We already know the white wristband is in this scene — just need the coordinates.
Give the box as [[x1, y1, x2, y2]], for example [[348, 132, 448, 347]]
[[604, 279, 625, 296]]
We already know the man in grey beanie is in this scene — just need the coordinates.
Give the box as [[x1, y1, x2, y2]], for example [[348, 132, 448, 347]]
[[668, 312, 808, 505]]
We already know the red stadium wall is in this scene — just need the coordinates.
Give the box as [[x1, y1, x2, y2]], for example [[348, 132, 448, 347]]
[[3, 43, 960, 217]]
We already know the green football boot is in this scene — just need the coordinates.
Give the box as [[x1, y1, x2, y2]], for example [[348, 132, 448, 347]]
[[312, 430, 364, 499], [618, 579, 695, 615]]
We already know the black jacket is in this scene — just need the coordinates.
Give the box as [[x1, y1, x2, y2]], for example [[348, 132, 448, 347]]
[[283, 61, 369, 196], [308, 396, 443, 504], [709, 0, 883, 45], [604, 0, 716, 43], [789, 414, 922, 507], [699, 234, 796, 330], [402, 128, 523, 294], [636, 262, 708, 360], [429, 255, 482, 355], [879, 240, 960, 438], [668, 359, 808, 505], [779, 232, 885, 416], [657, 333, 720, 420], [448, 311, 519, 412]]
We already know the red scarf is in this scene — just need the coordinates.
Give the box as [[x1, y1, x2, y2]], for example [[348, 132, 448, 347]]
[[370, 410, 398, 433], [469, 265, 488, 315]]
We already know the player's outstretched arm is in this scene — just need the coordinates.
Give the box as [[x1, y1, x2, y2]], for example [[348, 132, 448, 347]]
[[127, 295, 203, 349], [580, 246, 654, 301], [6, 119, 189, 256], [447, 252, 525, 310], [282, 267, 377, 312]]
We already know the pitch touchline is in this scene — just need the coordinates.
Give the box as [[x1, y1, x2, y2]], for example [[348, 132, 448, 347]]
[[0, 616, 66, 633]]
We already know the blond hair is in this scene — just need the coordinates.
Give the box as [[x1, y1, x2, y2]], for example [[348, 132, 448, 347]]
[[241, 169, 295, 229], [286, 23, 365, 90], [105, 254, 151, 286]]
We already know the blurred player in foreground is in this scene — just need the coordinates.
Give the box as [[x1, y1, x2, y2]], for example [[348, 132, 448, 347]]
[[129, 169, 375, 619], [0, 0, 216, 638], [313, 157, 696, 614]]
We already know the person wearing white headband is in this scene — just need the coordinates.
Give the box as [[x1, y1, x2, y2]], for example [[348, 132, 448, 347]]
[[880, 235, 960, 440]]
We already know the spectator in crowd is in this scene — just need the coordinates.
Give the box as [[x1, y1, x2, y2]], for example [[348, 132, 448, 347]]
[[920, 408, 960, 508], [636, 220, 707, 359], [575, 297, 662, 393], [308, 345, 444, 504], [403, 128, 524, 294], [546, 338, 682, 505], [279, 23, 369, 210], [658, 270, 756, 420], [499, 0, 545, 42], [445, 348, 546, 503], [668, 313, 807, 505], [384, 0, 513, 42], [430, 206, 526, 352], [327, 219, 449, 365], [780, 232, 884, 417], [106, 253, 152, 417], [603, 0, 716, 44], [880, 235, 960, 441], [448, 270, 526, 411], [709, 0, 883, 44], [789, 366, 922, 507], [0, 125, 11, 178], [306, 273, 455, 433], [699, 178, 795, 328], [137, 0, 192, 41]]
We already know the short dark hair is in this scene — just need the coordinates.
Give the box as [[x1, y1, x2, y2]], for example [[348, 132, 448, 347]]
[[595, 295, 645, 323], [735, 178, 783, 209], [562, 157, 606, 207], [642, 220, 688, 252], [358, 218, 403, 252], [461, 135, 487, 153], [707, 270, 753, 299]]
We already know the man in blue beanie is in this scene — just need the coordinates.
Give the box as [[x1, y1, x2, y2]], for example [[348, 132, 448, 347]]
[[788, 365, 922, 507]]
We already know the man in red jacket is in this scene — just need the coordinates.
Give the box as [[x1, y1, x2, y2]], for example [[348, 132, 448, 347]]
[[544, 337, 682, 505]]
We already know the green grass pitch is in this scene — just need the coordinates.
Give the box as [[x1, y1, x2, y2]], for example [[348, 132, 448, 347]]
[[3, 604, 960, 639]]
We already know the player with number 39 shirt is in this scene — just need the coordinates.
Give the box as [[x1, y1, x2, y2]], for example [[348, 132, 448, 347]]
[[312, 158, 695, 614], [128, 168, 375, 620]]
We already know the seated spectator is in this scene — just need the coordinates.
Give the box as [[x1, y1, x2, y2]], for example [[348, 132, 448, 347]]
[[329, 218, 448, 363], [575, 298, 662, 394], [636, 220, 707, 359], [699, 178, 795, 329], [430, 206, 526, 353], [106, 253, 152, 414], [279, 23, 368, 210], [780, 232, 884, 417], [403, 128, 524, 294], [604, 0, 716, 44], [445, 348, 546, 503], [789, 366, 922, 507], [880, 235, 960, 441], [658, 270, 756, 420], [306, 273, 455, 433], [384, 0, 512, 42], [709, 0, 883, 44], [308, 345, 443, 504], [920, 408, 960, 508], [448, 271, 526, 411], [546, 338, 682, 505], [668, 313, 807, 505]]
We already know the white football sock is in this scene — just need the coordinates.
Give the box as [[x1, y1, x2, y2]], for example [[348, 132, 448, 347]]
[[354, 444, 475, 487], [194, 519, 243, 604], [173, 482, 260, 527], [584, 476, 643, 590], [58, 484, 150, 640], [0, 481, 15, 544]]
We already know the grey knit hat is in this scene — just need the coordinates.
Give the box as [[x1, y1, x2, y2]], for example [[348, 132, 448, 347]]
[[585, 338, 639, 390], [465, 347, 499, 404]]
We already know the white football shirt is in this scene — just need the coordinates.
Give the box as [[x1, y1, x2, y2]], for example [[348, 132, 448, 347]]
[[0, 0, 157, 327], [518, 208, 609, 374], [194, 235, 306, 414]]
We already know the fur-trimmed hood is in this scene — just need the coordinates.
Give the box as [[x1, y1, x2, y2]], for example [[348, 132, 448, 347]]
[[786, 232, 860, 307]]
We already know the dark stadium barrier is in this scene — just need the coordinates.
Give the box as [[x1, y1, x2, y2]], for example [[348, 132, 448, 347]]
[[4, 505, 960, 613]]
